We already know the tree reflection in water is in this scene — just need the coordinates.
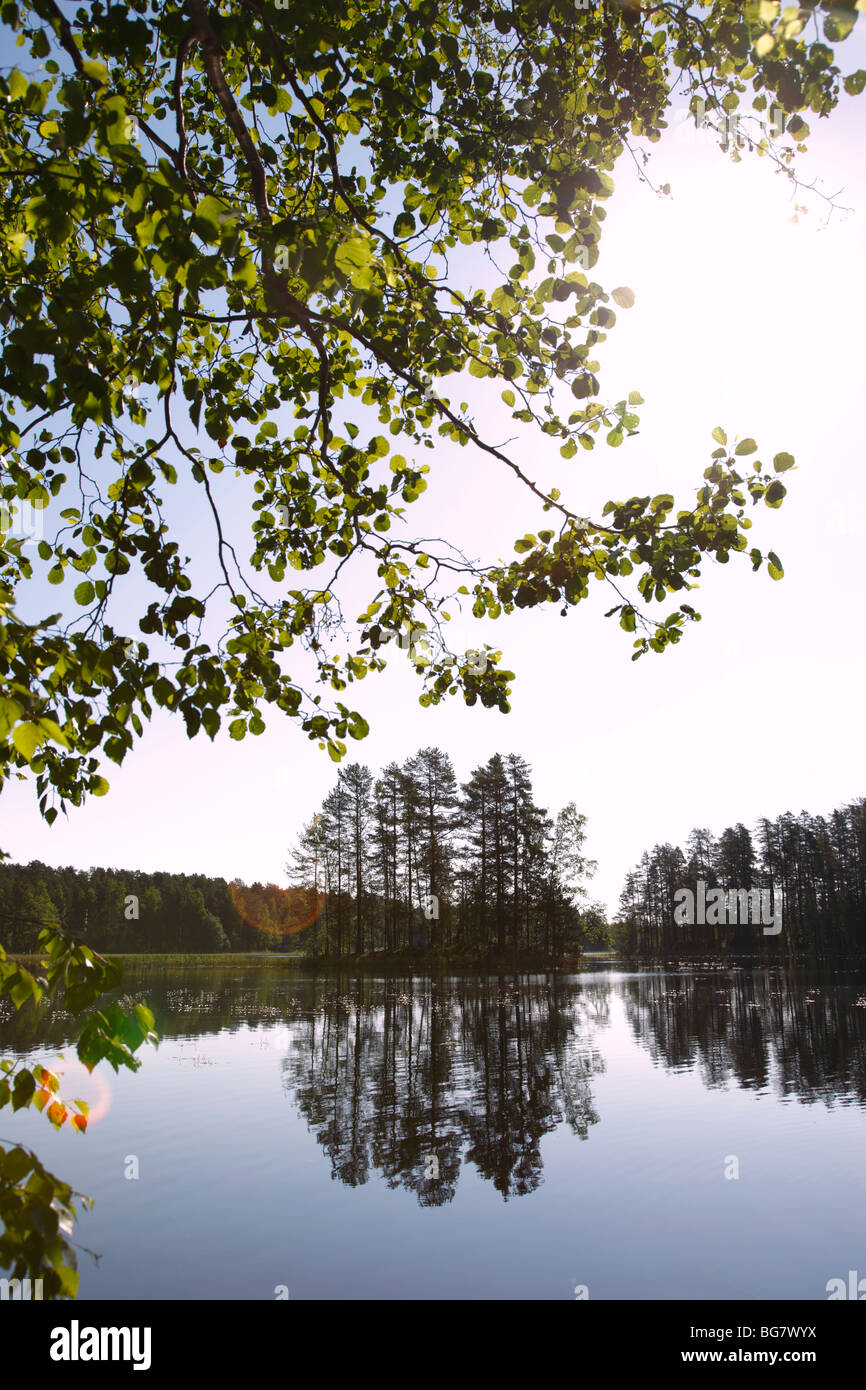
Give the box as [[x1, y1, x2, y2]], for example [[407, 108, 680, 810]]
[[279, 976, 606, 1203], [620, 966, 866, 1105], [3, 964, 864, 1206]]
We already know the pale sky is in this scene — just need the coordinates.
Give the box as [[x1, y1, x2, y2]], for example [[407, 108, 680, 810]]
[[3, 39, 865, 916]]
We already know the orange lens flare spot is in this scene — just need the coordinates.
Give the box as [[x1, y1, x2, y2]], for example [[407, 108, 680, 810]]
[[229, 881, 326, 938], [50, 1056, 112, 1127]]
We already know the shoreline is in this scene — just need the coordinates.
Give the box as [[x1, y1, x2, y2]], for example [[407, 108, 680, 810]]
[[9, 949, 863, 974]]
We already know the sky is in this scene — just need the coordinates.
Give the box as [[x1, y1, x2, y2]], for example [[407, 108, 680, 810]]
[[2, 24, 866, 916]]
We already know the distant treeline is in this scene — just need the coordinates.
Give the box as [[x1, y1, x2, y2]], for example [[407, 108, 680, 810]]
[[0, 860, 347, 954], [616, 799, 866, 956], [0, 747, 605, 958], [0, 861, 256, 954], [287, 748, 604, 957]]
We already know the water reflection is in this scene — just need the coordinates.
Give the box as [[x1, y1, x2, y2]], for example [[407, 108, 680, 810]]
[[2, 965, 865, 1206], [280, 978, 605, 1201], [620, 967, 866, 1105]]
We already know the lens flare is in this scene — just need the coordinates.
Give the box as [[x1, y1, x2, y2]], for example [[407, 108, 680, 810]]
[[229, 880, 327, 938], [48, 1056, 113, 1128]]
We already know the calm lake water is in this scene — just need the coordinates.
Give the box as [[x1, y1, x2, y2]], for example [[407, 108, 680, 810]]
[[2, 963, 865, 1300]]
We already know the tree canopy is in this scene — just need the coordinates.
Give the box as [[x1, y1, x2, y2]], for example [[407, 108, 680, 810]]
[[287, 746, 598, 956], [617, 796, 866, 957], [0, 745, 602, 957], [2, 0, 862, 815], [2, 0, 865, 1300]]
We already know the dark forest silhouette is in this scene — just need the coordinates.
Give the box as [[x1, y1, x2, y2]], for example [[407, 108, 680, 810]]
[[0, 748, 605, 959], [617, 798, 866, 956]]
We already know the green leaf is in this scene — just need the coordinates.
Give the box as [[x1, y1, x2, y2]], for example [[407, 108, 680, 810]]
[[37, 718, 69, 749], [82, 59, 110, 85], [334, 235, 375, 290], [74, 581, 95, 606], [193, 195, 229, 241], [0, 698, 25, 741], [492, 285, 519, 312], [571, 373, 598, 400], [232, 257, 258, 290], [134, 1004, 155, 1033], [825, 11, 856, 42], [735, 438, 758, 456], [712, 426, 727, 446], [7, 69, 28, 102], [611, 286, 635, 309], [12, 723, 45, 761], [11, 1069, 36, 1109]]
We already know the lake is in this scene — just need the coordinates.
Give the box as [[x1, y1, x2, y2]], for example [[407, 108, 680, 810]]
[[2, 962, 865, 1300]]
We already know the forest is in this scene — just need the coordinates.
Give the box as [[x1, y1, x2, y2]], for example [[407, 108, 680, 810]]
[[6, 783, 866, 962], [286, 748, 602, 957], [616, 798, 866, 957], [6, 783, 865, 962], [0, 748, 605, 959], [0, 858, 243, 955], [0, 0, 864, 1314]]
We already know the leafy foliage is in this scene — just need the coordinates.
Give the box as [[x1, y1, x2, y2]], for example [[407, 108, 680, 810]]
[[1, 0, 863, 1291], [0, 925, 156, 1295], [0, 1140, 87, 1298], [2, 0, 861, 813]]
